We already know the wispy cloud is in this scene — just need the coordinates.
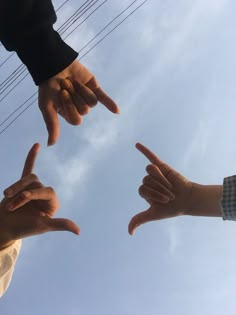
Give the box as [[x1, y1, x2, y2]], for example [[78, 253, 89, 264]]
[[165, 219, 181, 256], [38, 116, 119, 203]]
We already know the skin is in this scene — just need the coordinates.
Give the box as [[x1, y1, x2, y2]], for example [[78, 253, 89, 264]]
[[38, 60, 120, 146], [0, 143, 80, 250], [128, 143, 223, 235]]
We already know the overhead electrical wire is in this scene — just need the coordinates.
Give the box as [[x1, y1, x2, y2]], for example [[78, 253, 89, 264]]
[[80, 0, 148, 60], [78, 0, 142, 54], [0, 0, 149, 136], [56, 0, 71, 12], [58, 0, 98, 34]]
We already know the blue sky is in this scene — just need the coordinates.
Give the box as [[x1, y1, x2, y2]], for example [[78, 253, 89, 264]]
[[1, 0, 236, 314]]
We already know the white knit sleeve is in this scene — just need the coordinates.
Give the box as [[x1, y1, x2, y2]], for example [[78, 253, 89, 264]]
[[0, 240, 21, 297]]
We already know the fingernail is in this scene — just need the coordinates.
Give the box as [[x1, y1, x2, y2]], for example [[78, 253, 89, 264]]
[[163, 196, 170, 203], [23, 191, 31, 197], [6, 204, 14, 211], [4, 189, 13, 197]]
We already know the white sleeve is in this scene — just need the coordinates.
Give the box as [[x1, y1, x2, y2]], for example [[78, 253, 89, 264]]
[[0, 240, 21, 297]]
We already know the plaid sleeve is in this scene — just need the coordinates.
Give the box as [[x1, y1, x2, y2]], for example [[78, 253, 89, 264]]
[[221, 176, 236, 220]]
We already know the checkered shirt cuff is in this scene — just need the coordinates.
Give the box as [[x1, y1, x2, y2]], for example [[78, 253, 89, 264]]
[[221, 176, 236, 220]]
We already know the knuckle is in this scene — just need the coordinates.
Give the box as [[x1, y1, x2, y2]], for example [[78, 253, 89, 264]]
[[146, 164, 154, 173], [89, 97, 97, 107], [70, 118, 81, 126], [30, 173, 39, 182], [142, 175, 151, 185], [80, 106, 90, 116], [47, 186, 55, 195], [138, 185, 146, 196]]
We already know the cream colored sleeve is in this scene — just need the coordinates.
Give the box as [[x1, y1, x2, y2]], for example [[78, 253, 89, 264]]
[[0, 240, 21, 298]]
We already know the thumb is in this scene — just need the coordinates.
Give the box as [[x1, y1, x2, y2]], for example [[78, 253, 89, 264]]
[[40, 103, 60, 146], [45, 217, 80, 235], [128, 208, 152, 236]]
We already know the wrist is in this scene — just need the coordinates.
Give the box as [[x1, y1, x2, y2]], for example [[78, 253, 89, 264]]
[[185, 182, 222, 217]]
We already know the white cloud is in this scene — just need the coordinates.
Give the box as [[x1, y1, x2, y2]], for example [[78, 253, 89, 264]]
[[165, 219, 181, 256], [147, 0, 228, 76], [38, 116, 119, 202], [181, 119, 211, 170]]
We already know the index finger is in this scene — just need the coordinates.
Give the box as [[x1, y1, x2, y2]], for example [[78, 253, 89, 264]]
[[21, 143, 40, 178], [135, 143, 171, 176], [93, 86, 120, 114]]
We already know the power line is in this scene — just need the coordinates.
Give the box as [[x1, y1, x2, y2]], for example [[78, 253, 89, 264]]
[[0, 96, 37, 136], [0, 64, 25, 91], [56, 0, 71, 12], [0, 52, 15, 69], [80, 0, 149, 59], [0, 92, 37, 129], [0, 0, 149, 136], [63, 0, 109, 40], [0, 66, 26, 96], [58, 0, 97, 34], [0, 72, 29, 103], [78, 0, 141, 53]]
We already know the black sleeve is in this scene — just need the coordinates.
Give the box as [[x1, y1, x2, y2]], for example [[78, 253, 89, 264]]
[[0, 0, 78, 85]]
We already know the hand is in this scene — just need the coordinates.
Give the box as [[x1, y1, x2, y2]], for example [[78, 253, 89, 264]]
[[0, 143, 80, 250], [128, 143, 193, 235], [38, 60, 120, 146]]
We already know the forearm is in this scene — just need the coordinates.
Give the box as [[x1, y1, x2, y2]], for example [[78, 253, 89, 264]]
[[187, 183, 223, 217], [0, 0, 78, 85]]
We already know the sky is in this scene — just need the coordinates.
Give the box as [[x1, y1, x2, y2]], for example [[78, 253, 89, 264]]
[[1, 0, 236, 314]]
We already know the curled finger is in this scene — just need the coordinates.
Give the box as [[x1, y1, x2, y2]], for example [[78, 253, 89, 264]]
[[62, 79, 91, 115], [6, 187, 59, 212], [4, 174, 40, 198], [142, 175, 175, 200], [71, 79, 97, 108], [139, 185, 170, 203], [59, 90, 82, 125], [146, 164, 173, 190]]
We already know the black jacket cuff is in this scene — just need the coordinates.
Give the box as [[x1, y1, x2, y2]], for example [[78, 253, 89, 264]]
[[16, 27, 78, 85]]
